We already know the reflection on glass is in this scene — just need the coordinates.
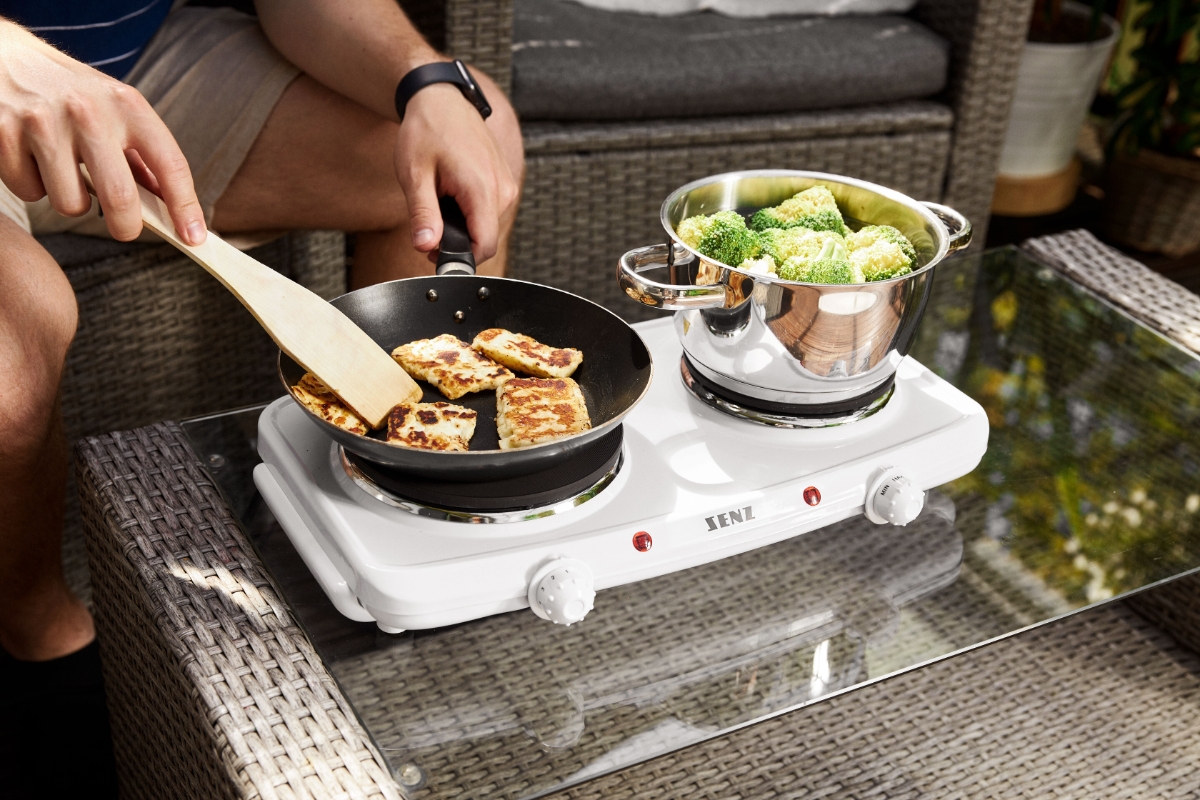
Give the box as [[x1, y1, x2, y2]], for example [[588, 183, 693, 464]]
[[185, 248, 1200, 800]]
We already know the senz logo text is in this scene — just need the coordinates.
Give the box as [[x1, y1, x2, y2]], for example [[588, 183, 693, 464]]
[[705, 506, 754, 531]]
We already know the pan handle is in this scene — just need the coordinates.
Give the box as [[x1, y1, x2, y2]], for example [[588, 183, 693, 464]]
[[921, 202, 973, 254], [436, 196, 477, 275], [618, 243, 730, 310]]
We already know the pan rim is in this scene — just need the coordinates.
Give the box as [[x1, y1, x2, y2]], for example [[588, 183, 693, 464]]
[[277, 274, 655, 458]]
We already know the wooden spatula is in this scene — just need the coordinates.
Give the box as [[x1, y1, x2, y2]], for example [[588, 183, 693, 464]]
[[97, 177, 422, 429]]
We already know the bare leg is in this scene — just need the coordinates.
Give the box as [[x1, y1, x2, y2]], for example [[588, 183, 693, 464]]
[[0, 214, 90, 661], [212, 70, 524, 287]]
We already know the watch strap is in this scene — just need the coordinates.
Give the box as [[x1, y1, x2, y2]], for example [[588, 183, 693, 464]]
[[395, 60, 492, 122]]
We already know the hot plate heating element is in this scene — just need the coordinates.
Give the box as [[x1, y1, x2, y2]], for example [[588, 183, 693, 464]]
[[254, 318, 989, 633]]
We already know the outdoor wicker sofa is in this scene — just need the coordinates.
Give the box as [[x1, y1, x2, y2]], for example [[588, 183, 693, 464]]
[[75, 230, 1200, 798]]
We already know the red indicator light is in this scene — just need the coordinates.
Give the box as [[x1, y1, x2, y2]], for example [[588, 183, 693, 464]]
[[633, 531, 653, 552], [803, 486, 821, 506]]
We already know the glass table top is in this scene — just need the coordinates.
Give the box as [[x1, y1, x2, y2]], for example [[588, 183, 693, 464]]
[[183, 246, 1200, 799]]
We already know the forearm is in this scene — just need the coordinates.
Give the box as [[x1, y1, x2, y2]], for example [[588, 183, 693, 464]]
[[254, 0, 441, 122]]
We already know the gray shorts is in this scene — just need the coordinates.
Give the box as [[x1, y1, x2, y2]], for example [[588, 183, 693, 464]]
[[0, 6, 299, 243]]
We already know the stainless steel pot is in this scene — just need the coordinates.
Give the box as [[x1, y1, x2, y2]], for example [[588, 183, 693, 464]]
[[618, 170, 972, 408]]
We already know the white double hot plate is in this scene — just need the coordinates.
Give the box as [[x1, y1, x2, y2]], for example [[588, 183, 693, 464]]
[[254, 318, 988, 633]]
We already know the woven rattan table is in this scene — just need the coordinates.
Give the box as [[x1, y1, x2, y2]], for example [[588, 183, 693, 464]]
[[79, 236, 1200, 799]]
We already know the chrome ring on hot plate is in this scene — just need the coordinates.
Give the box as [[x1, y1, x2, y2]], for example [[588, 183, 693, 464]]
[[339, 448, 623, 524], [680, 358, 893, 429]]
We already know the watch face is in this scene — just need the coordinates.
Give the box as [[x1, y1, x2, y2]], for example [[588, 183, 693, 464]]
[[454, 60, 492, 120]]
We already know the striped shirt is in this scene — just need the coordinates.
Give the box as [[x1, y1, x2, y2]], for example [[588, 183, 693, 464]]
[[1, 0, 173, 78]]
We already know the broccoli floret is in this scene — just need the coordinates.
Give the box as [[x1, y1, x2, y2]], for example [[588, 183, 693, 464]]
[[695, 211, 760, 266], [739, 254, 777, 274], [847, 225, 917, 265], [850, 243, 912, 281], [777, 238, 854, 284], [749, 186, 848, 236], [796, 209, 849, 236]]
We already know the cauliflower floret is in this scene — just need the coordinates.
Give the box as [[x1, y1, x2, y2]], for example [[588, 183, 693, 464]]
[[739, 254, 777, 274], [759, 227, 844, 266], [847, 225, 917, 265], [676, 214, 714, 249], [750, 186, 848, 235], [848, 239, 913, 281]]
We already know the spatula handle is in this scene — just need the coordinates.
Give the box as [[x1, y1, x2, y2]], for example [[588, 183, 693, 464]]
[[79, 167, 422, 428]]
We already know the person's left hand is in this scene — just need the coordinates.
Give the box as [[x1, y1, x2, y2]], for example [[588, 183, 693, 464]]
[[393, 79, 518, 263]]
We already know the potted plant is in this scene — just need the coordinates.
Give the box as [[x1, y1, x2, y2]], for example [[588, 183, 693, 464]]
[[1102, 2, 1200, 257], [993, 0, 1120, 216]]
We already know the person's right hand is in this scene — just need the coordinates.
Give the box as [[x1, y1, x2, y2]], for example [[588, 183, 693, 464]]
[[0, 21, 206, 244]]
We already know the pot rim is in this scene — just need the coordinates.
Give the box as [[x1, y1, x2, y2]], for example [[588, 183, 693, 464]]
[[659, 169, 950, 287], [1023, 1, 1121, 51]]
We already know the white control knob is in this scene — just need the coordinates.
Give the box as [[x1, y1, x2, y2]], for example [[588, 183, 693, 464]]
[[865, 469, 925, 526], [528, 558, 595, 625]]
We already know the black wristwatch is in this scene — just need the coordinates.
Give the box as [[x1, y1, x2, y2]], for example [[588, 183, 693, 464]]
[[395, 59, 492, 122]]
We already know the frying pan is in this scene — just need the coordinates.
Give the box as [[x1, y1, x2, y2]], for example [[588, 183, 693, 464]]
[[279, 199, 653, 481]]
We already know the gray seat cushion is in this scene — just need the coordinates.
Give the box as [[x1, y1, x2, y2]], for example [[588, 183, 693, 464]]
[[512, 0, 950, 121]]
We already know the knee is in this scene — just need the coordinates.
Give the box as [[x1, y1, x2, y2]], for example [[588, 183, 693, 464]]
[[0, 229, 77, 452]]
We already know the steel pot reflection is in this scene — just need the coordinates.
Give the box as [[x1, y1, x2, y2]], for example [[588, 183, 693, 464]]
[[618, 170, 972, 407]]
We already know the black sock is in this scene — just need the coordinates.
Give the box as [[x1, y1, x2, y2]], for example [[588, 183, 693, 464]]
[[0, 641, 119, 799]]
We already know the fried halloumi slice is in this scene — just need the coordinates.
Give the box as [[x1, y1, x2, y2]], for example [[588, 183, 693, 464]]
[[496, 377, 591, 449], [386, 402, 477, 451], [391, 334, 512, 400], [292, 373, 369, 435], [472, 328, 583, 378]]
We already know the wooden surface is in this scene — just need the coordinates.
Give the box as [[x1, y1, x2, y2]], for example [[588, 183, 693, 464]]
[[134, 184, 420, 427]]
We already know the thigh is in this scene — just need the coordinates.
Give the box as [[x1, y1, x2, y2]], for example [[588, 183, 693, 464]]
[[0, 214, 77, 437], [211, 71, 524, 235]]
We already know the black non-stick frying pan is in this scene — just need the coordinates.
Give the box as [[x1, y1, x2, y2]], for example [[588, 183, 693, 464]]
[[279, 199, 653, 482]]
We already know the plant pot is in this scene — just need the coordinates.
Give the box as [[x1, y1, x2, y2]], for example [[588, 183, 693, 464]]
[[1103, 150, 1200, 258], [997, 3, 1119, 181]]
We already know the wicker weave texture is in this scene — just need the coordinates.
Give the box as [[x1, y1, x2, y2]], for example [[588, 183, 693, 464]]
[[544, 602, 1200, 800], [511, 123, 952, 321], [1102, 153, 1200, 258], [915, 0, 1036, 249], [445, 0, 514, 95], [76, 423, 401, 800], [57, 231, 345, 606], [1023, 229, 1200, 354]]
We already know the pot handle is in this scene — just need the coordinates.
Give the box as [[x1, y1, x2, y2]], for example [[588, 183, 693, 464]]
[[921, 202, 973, 254], [436, 196, 477, 275], [618, 244, 730, 310]]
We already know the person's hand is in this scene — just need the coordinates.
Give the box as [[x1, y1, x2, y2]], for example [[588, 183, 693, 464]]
[[0, 22, 205, 244], [393, 79, 518, 262]]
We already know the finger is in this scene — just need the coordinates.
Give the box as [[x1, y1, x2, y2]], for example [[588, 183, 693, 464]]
[[127, 111, 205, 245], [77, 137, 145, 241], [0, 118, 46, 202], [452, 174, 499, 263], [26, 120, 90, 218], [395, 151, 443, 252], [124, 148, 161, 196]]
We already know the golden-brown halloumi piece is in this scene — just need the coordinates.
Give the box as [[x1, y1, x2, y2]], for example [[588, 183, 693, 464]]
[[386, 402, 477, 451], [472, 328, 583, 378], [292, 372, 369, 435], [496, 377, 591, 449], [391, 334, 512, 400]]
